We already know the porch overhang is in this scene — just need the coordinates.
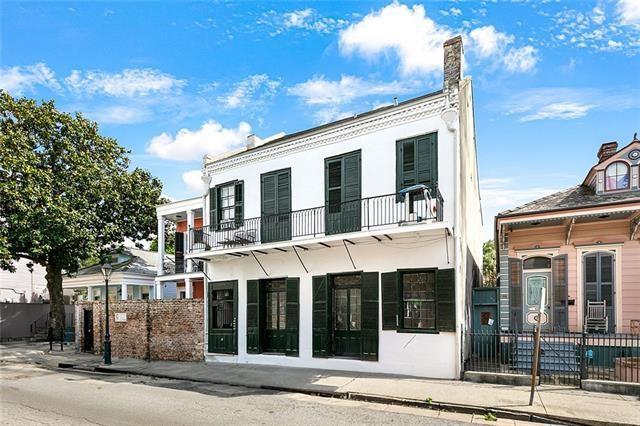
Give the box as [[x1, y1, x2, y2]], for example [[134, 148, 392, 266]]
[[155, 271, 206, 283]]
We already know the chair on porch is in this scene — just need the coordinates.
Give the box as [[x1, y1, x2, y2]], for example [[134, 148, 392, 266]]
[[584, 300, 608, 332]]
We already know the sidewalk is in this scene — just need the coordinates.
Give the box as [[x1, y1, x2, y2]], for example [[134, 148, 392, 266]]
[[2, 342, 638, 425]]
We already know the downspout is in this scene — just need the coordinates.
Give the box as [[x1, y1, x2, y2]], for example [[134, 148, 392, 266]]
[[441, 106, 461, 377]]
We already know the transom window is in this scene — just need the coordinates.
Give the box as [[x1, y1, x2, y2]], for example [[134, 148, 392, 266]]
[[219, 184, 235, 222], [523, 256, 551, 270], [605, 162, 629, 191], [402, 271, 436, 330]]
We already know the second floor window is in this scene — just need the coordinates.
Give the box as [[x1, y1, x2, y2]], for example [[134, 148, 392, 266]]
[[220, 184, 235, 223], [605, 162, 629, 191], [209, 180, 244, 230]]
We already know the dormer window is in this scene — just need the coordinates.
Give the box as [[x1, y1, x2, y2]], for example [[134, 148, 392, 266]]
[[605, 162, 629, 191]]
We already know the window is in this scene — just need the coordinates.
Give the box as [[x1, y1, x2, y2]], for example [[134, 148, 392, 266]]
[[523, 256, 551, 270], [396, 133, 438, 194], [211, 289, 234, 329], [402, 271, 436, 330], [605, 162, 629, 191], [209, 181, 244, 230], [381, 268, 455, 333], [265, 280, 286, 330], [219, 184, 235, 223]]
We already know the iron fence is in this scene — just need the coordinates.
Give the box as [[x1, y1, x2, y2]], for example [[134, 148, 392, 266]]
[[162, 257, 205, 275], [188, 189, 444, 252], [466, 330, 640, 386]]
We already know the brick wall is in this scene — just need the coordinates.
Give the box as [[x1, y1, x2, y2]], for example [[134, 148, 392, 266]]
[[75, 299, 204, 362]]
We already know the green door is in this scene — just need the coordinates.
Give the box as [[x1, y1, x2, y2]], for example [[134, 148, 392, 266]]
[[261, 169, 291, 243], [208, 281, 237, 354], [332, 274, 362, 357], [325, 151, 361, 235], [263, 279, 287, 352]]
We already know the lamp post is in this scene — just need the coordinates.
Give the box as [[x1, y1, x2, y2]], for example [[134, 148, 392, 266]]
[[100, 262, 113, 365], [26, 262, 34, 302]]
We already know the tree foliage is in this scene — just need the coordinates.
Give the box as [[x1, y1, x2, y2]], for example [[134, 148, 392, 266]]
[[0, 91, 162, 333], [482, 240, 497, 286]]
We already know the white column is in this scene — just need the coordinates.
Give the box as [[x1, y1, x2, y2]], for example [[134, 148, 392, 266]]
[[157, 215, 165, 276], [155, 282, 163, 300], [185, 277, 192, 299], [87, 286, 93, 301], [121, 283, 128, 300]]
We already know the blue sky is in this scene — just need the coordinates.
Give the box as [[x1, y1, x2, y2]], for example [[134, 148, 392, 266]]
[[2, 0, 639, 239]]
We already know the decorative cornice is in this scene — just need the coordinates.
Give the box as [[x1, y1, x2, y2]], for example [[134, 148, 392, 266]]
[[205, 94, 448, 176]]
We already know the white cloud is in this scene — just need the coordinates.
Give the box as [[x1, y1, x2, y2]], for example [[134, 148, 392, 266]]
[[182, 170, 206, 194], [339, 2, 452, 76], [261, 9, 348, 35], [65, 68, 186, 97], [520, 102, 595, 122], [218, 74, 280, 109], [468, 26, 514, 58], [146, 120, 251, 161], [468, 26, 538, 72], [313, 107, 354, 125], [500, 87, 640, 122], [450, 8, 462, 17], [617, 0, 640, 26], [0, 63, 61, 95], [86, 105, 152, 125], [288, 75, 413, 105], [503, 46, 539, 72]]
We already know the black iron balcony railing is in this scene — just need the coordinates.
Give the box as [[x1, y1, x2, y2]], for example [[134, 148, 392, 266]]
[[188, 190, 444, 253], [162, 256, 205, 275]]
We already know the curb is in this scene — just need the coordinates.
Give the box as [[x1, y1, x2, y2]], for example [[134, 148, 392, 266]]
[[58, 362, 633, 426]]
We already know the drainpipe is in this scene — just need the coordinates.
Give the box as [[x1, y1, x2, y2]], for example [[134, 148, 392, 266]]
[[442, 107, 462, 377]]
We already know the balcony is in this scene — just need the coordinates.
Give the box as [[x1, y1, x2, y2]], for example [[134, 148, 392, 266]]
[[187, 190, 444, 253], [162, 256, 205, 275]]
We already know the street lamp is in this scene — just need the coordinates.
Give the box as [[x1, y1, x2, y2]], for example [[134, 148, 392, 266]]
[[100, 262, 113, 365]]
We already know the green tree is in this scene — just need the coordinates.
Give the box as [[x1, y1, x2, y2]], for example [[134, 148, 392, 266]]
[[0, 91, 162, 337], [482, 240, 497, 286]]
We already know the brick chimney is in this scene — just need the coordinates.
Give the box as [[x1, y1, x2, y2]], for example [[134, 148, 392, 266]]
[[443, 35, 463, 90], [597, 142, 618, 163]]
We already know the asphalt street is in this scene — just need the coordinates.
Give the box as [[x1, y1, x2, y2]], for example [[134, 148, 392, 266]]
[[0, 361, 513, 425]]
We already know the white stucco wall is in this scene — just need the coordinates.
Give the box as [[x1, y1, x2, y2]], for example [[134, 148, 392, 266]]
[[205, 229, 460, 379], [204, 95, 456, 229], [0, 258, 48, 302]]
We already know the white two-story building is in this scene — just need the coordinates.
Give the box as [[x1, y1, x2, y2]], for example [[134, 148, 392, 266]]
[[155, 36, 482, 379]]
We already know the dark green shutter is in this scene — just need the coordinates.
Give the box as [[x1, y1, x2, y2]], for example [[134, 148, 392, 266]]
[[261, 170, 291, 243], [174, 232, 184, 273], [209, 187, 218, 230], [381, 272, 398, 330], [246, 279, 261, 353], [416, 133, 437, 189], [360, 272, 379, 361], [509, 258, 523, 331], [312, 275, 330, 357], [234, 180, 244, 227], [285, 277, 299, 356], [436, 268, 456, 332], [552, 255, 568, 331]]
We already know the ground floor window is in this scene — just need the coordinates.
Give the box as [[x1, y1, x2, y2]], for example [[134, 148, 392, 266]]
[[312, 272, 378, 361], [381, 268, 455, 332], [401, 271, 436, 330], [247, 278, 299, 356]]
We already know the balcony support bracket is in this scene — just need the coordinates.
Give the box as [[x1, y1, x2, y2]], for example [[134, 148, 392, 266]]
[[292, 246, 309, 274], [343, 240, 357, 270], [251, 251, 269, 276]]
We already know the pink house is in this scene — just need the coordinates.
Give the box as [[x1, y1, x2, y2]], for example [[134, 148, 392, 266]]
[[495, 136, 640, 334]]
